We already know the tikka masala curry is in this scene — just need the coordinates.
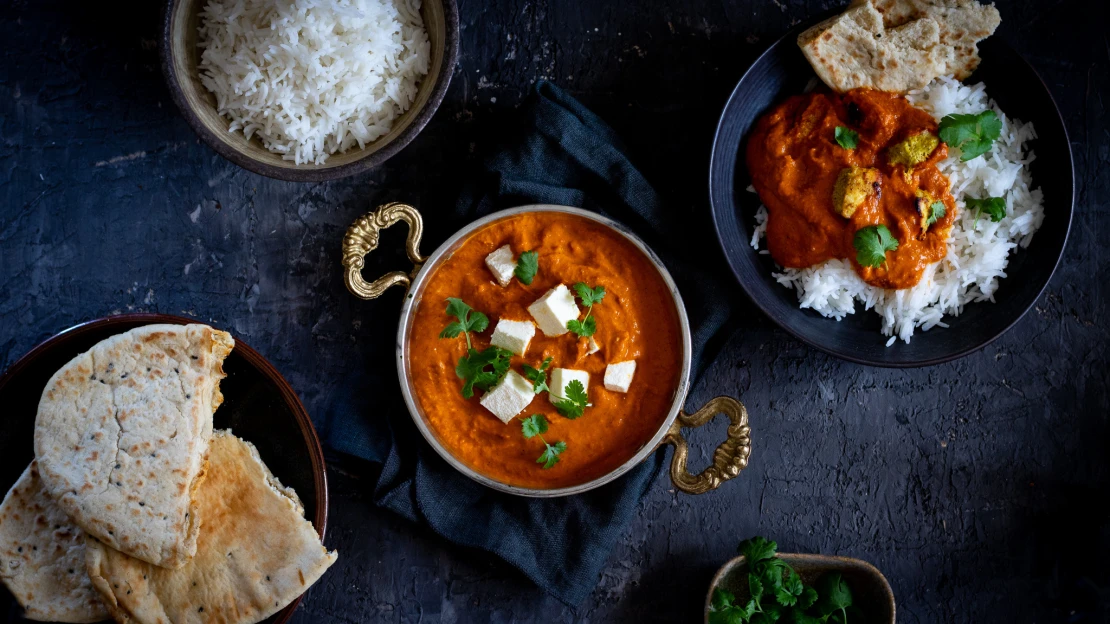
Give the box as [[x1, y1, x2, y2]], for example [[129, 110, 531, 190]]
[[747, 88, 956, 289]]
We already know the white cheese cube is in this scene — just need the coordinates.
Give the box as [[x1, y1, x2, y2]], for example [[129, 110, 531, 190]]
[[490, 319, 536, 356], [485, 245, 516, 287], [527, 284, 580, 336], [479, 370, 535, 424], [549, 368, 590, 405], [604, 360, 636, 393], [586, 337, 600, 355]]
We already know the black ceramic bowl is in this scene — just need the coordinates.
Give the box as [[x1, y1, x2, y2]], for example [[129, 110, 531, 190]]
[[709, 22, 1074, 367], [0, 314, 327, 624]]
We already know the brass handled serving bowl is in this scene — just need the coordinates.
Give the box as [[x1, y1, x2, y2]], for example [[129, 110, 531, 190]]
[[341, 202, 752, 497]]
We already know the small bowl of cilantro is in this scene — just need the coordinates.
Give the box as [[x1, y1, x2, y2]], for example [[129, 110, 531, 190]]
[[705, 537, 895, 624]]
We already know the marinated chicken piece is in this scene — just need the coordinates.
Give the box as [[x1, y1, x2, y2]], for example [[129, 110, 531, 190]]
[[832, 166, 881, 218], [914, 188, 945, 235], [888, 131, 940, 168]]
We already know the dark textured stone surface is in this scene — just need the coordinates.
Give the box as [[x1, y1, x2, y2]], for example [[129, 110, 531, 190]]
[[2, 0, 1107, 622]]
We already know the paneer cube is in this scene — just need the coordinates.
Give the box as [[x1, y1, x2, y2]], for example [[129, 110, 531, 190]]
[[489, 319, 536, 357], [479, 370, 535, 424], [604, 360, 637, 393], [549, 368, 589, 405], [485, 245, 516, 287], [527, 284, 580, 337], [831, 166, 881, 219], [586, 337, 601, 355]]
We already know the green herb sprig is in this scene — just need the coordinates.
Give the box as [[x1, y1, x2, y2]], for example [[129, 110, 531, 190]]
[[708, 537, 858, 624], [567, 283, 605, 337], [521, 414, 566, 469], [553, 379, 589, 419], [938, 110, 1002, 161], [925, 201, 946, 227], [521, 357, 553, 394], [852, 225, 899, 269], [438, 298, 511, 398], [834, 126, 859, 150], [515, 250, 539, 285], [965, 196, 1006, 225]]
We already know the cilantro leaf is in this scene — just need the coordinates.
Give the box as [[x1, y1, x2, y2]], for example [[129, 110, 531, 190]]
[[454, 346, 512, 399], [739, 536, 779, 564], [514, 250, 539, 285], [440, 297, 489, 349], [565, 316, 597, 338], [938, 110, 1002, 161], [966, 196, 1007, 223], [796, 586, 819, 611], [748, 574, 764, 601], [521, 357, 553, 394], [521, 414, 548, 439], [567, 283, 605, 337], [554, 379, 589, 419], [852, 224, 899, 268], [536, 440, 566, 469], [834, 126, 859, 150], [926, 201, 946, 227], [573, 282, 606, 306], [811, 572, 853, 616], [711, 588, 736, 611]]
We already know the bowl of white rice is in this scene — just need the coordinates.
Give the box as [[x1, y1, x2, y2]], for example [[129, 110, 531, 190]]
[[709, 30, 1073, 367], [161, 0, 458, 182]]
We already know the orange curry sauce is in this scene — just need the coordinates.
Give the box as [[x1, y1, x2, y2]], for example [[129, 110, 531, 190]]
[[408, 212, 683, 489], [747, 88, 955, 289]]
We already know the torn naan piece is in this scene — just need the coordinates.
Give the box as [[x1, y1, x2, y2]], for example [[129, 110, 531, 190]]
[[35, 324, 234, 569], [871, 0, 1001, 79], [798, 0, 999, 92], [86, 431, 337, 624], [0, 462, 109, 623]]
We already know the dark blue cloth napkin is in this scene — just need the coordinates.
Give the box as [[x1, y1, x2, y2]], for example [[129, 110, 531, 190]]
[[324, 81, 735, 605]]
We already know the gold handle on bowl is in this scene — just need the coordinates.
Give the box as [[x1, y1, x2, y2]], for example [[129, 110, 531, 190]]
[[663, 396, 751, 494], [342, 202, 428, 299]]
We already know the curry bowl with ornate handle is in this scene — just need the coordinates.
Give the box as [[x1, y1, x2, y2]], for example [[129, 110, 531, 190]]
[[341, 202, 751, 497]]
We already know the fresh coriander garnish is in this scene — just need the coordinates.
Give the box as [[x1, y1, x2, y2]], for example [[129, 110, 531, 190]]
[[852, 224, 898, 269], [834, 126, 859, 150], [552, 379, 589, 419], [454, 346, 513, 399], [965, 196, 1006, 225], [708, 536, 856, 624], [521, 357, 553, 394], [514, 250, 539, 285], [566, 283, 605, 337], [520, 414, 566, 469], [925, 201, 946, 227], [438, 298, 510, 399], [438, 297, 489, 350], [938, 110, 1002, 161]]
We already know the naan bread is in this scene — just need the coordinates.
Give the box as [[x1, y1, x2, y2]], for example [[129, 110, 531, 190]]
[[35, 324, 234, 569], [86, 431, 337, 624], [872, 0, 1001, 79], [0, 462, 108, 623], [798, 0, 999, 92]]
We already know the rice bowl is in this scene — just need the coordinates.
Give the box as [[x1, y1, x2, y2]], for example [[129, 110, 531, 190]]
[[749, 77, 1045, 345], [197, 0, 431, 165]]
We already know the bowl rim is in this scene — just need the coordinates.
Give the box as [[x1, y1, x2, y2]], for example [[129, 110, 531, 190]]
[[158, 0, 461, 182], [0, 313, 328, 624], [395, 205, 694, 498], [707, 21, 1075, 368]]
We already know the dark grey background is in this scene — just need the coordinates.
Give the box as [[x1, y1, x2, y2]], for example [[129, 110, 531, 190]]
[[2, 0, 1107, 622]]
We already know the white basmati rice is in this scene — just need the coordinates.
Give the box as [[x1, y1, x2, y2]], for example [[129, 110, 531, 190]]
[[197, 0, 430, 165], [750, 77, 1045, 345]]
